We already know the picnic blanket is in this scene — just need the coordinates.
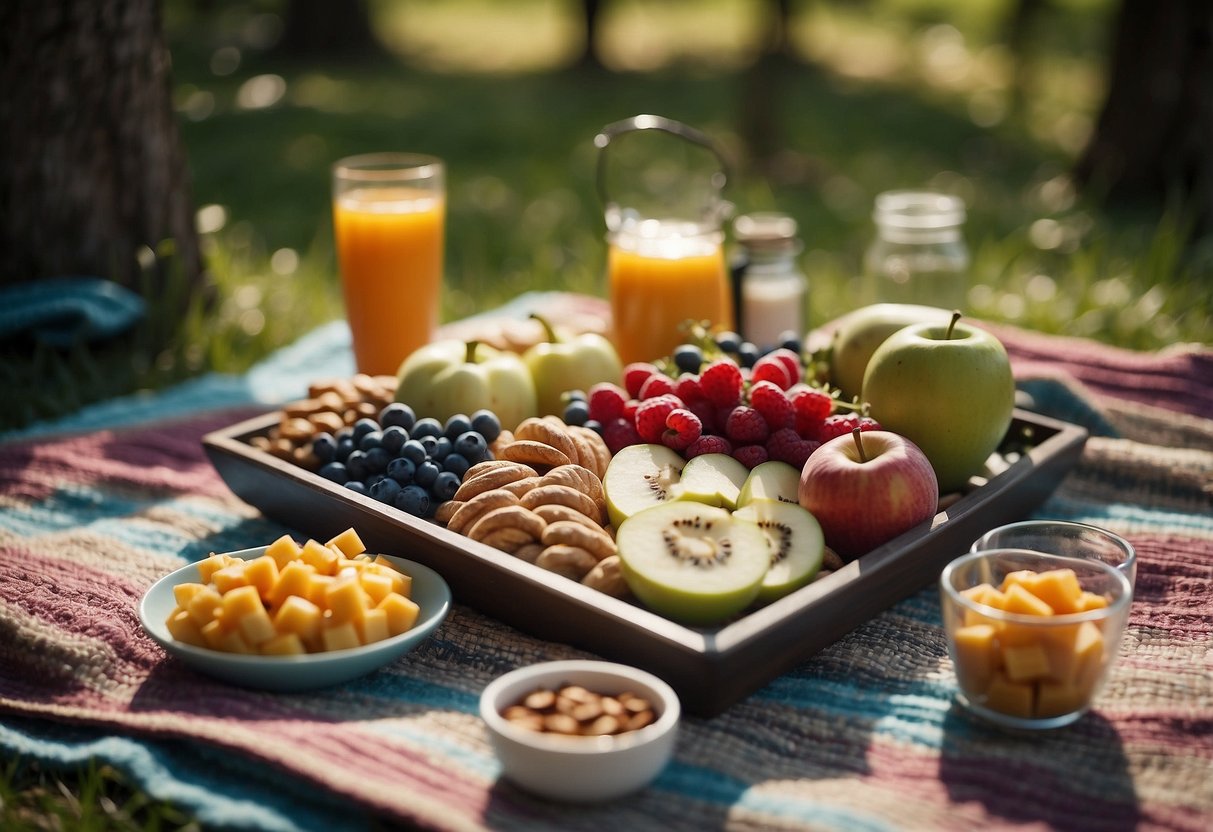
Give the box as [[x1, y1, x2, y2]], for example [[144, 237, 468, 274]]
[[2, 293, 1211, 832]]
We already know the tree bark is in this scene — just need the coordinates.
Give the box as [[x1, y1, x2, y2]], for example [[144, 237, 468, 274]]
[[1074, 0, 1213, 227], [0, 0, 201, 292]]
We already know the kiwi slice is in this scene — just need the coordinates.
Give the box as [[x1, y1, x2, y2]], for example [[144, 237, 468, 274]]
[[672, 453, 750, 510], [733, 500, 824, 602], [603, 443, 685, 529], [736, 460, 801, 507], [616, 501, 770, 625]]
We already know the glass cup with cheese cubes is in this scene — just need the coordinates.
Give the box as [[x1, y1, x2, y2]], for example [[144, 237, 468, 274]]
[[971, 520, 1137, 590], [939, 548, 1132, 730]]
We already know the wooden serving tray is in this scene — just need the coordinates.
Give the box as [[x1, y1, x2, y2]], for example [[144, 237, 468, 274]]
[[203, 409, 1086, 716]]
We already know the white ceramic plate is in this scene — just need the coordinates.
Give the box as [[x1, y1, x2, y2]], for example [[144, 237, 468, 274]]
[[139, 545, 451, 691]]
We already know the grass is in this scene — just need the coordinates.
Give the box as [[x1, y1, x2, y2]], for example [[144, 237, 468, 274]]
[[3, 0, 1211, 826]]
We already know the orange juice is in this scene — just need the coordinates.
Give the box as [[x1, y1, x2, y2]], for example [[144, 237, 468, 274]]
[[608, 230, 732, 365], [333, 186, 444, 376]]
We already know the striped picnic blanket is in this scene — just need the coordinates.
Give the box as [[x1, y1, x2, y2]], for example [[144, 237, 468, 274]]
[[1, 295, 1210, 831]]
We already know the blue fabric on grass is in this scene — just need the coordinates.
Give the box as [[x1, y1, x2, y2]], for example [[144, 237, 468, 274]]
[[0, 277, 146, 347]]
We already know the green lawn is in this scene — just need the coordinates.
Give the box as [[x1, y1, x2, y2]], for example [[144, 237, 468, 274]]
[[3, 0, 1211, 825]]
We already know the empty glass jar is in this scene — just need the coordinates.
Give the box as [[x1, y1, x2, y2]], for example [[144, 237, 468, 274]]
[[863, 191, 970, 310]]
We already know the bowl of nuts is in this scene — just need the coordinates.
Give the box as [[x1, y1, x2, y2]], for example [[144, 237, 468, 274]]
[[479, 660, 680, 802]]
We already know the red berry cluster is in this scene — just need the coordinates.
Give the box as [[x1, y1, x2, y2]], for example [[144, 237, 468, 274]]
[[593, 352, 880, 470]]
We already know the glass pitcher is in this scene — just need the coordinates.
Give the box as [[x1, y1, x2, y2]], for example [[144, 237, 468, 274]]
[[596, 115, 734, 365]]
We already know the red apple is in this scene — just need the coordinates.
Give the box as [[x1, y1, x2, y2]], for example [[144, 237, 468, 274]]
[[798, 429, 938, 559]]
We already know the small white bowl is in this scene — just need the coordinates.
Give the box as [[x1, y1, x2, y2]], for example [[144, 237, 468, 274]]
[[480, 660, 680, 802], [139, 545, 450, 691]]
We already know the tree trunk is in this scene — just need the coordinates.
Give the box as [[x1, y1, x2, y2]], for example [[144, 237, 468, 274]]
[[0, 0, 201, 293], [1074, 0, 1213, 228]]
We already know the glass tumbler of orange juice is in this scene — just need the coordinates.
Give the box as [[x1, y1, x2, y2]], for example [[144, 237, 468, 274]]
[[608, 215, 732, 365], [332, 153, 445, 376]]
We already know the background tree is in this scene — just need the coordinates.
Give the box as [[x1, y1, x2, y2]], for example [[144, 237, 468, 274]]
[[0, 0, 201, 293]]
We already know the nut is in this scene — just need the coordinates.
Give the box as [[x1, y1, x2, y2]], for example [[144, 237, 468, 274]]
[[534, 544, 597, 581], [541, 521, 616, 562], [466, 505, 547, 543], [501, 440, 571, 469], [581, 555, 630, 598], [519, 484, 602, 524], [530, 504, 604, 532], [500, 684, 655, 737], [453, 463, 538, 501], [515, 417, 579, 465], [434, 500, 463, 525], [513, 542, 546, 564], [446, 489, 521, 535], [499, 475, 542, 498], [478, 527, 539, 554]]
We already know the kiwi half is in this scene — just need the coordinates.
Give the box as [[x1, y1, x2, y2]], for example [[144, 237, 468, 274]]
[[733, 500, 824, 602], [603, 443, 685, 529]]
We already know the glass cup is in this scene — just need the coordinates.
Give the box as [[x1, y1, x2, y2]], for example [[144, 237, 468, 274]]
[[940, 548, 1132, 730], [971, 520, 1136, 590], [332, 153, 445, 376]]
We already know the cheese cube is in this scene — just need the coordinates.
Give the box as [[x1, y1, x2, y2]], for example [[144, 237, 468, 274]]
[[270, 561, 316, 609], [359, 608, 390, 645], [374, 556, 412, 597], [186, 586, 224, 627], [984, 672, 1035, 718], [301, 539, 339, 575], [273, 595, 323, 643], [999, 570, 1040, 593], [196, 553, 234, 583], [166, 608, 207, 648], [221, 585, 265, 621], [265, 534, 302, 569], [237, 606, 277, 645], [1001, 583, 1055, 616], [215, 627, 254, 654], [326, 527, 366, 558], [1027, 569, 1084, 614], [321, 621, 362, 652], [1002, 643, 1052, 682], [173, 582, 209, 609], [378, 592, 420, 636], [243, 555, 280, 602], [951, 624, 997, 692], [1036, 680, 1088, 717], [260, 633, 306, 656], [201, 618, 226, 650], [325, 576, 369, 625], [304, 574, 334, 608], [211, 563, 251, 595], [1076, 591, 1109, 611], [359, 570, 394, 605]]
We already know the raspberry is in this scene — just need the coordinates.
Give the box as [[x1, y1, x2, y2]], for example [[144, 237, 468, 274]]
[[622, 399, 640, 421], [634, 394, 683, 443], [602, 416, 643, 454], [766, 348, 803, 387], [700, 360, 743, 408], [685, 434, 732, 458], [748, 380, 794, 430], [751, 355, 792, 390], [789, 386, 833, 423], [733, 444, 769, 469], [587, 382, 628, 423], [662, 408, 703, 451], [686, 398, 719, 434], [674, 373, 705, 403], [624, 362, 660, 399], [766, 427, 819, 469], [725, 406, 770, 445], [815, 413, 882, 443], [638, 372, 677, 401]]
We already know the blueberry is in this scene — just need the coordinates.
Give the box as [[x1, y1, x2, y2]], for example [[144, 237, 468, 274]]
[[562, 389, 587, 403], [335, 426, 354, 442], [312, 432, 337, 464], [738, 341, 760, 368], [418, 435, 440, 457], [364, 473, 385, 489], [381, 425, 408, 454], [364, 446, 392, 474], [358, 430, 383, 451], [335, 437, 356, 463], [411, 417, 443, 439], [431, 471, 461, 502], [379, 402, 416, 431], [453, 430, 488, 460], [345, 450, 369, 481], [673, 344, 703, 374], [318, 461, 349, 485], [583, 419, 604, 436], [394, 485, 431, 517], [715, 330, 742, 353], [470, 410, 501, 443], [400, 439, 427, 466], [778, 330, 802, 353], [387, 456, 416, 484], [443, 413, 473, 440], [414, 460, 441, 489], [432, 436, 454, 462], [352, 418, 380, 441], [370, 476, 402, 505], [441, 453, 470, 479], [344, 480, 368, 495], [563, 400, 590, 427]]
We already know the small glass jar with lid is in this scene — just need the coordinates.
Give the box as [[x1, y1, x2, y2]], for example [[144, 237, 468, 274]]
[[863, 191, 970, 310], [731, 212, 808, 351]]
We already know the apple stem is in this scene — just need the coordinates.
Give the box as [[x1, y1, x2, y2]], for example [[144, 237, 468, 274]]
[[851, 427, 868, 463], [529, 313, 560, 344], [465, 340, 479, 364], [946, 310, 962, 340]]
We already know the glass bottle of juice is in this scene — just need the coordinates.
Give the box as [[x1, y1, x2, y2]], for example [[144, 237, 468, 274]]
[[863, 191, 969, 310]]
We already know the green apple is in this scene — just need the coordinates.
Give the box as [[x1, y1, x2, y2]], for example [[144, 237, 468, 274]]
[[395, 339, 537, 431], [523, 314, 623, 416], [671, 453, 749, 510], [829, 303, 953, 401], [736, 460, 801, 507], [861, 312, 1015, 493]]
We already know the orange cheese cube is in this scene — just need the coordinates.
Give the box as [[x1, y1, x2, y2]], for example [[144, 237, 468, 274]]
[[951, 624, 997, 692], [999, 570, 1040, 593], [374, 556, 412, 597], [325, 577, 370, 625], [984, 672, 1035, 719], [1001, 583, 1054, 617], [242, 555, 280, 602], [265, 534, 302, 569], [260, 632, 306, 656], [1027, 569, 1084, 614], [1076, 591, 1109, 611], [304, 574, 335, 608], [359, 608, 390, 645], [166, 608, 207, 648], [1002, 643, 1052, 682], [1071, 621, 1107, 689], [273, 595, 323, 642], [196, 553, 234, 583], [378, 592, 420, 636], [359, 570, 395, 605], [201, 618, 226, 650], [237, 606, 278, 646], [301, 539, 339, 576], [322, 621, 362, 652], [186, 586, 224, 627], [270, 561, 316, 609], [215, 627, 254, 654], [326, 527, 366, 558], [221, 585, 265, 621], [211, 563, 251, 595], [173, 582, 209, 609], [1036, 680, 1088, 718]]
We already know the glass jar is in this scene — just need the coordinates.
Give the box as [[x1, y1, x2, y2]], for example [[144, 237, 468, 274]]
[[731, 212, 807, 351], [863, 191, 970, 310]]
